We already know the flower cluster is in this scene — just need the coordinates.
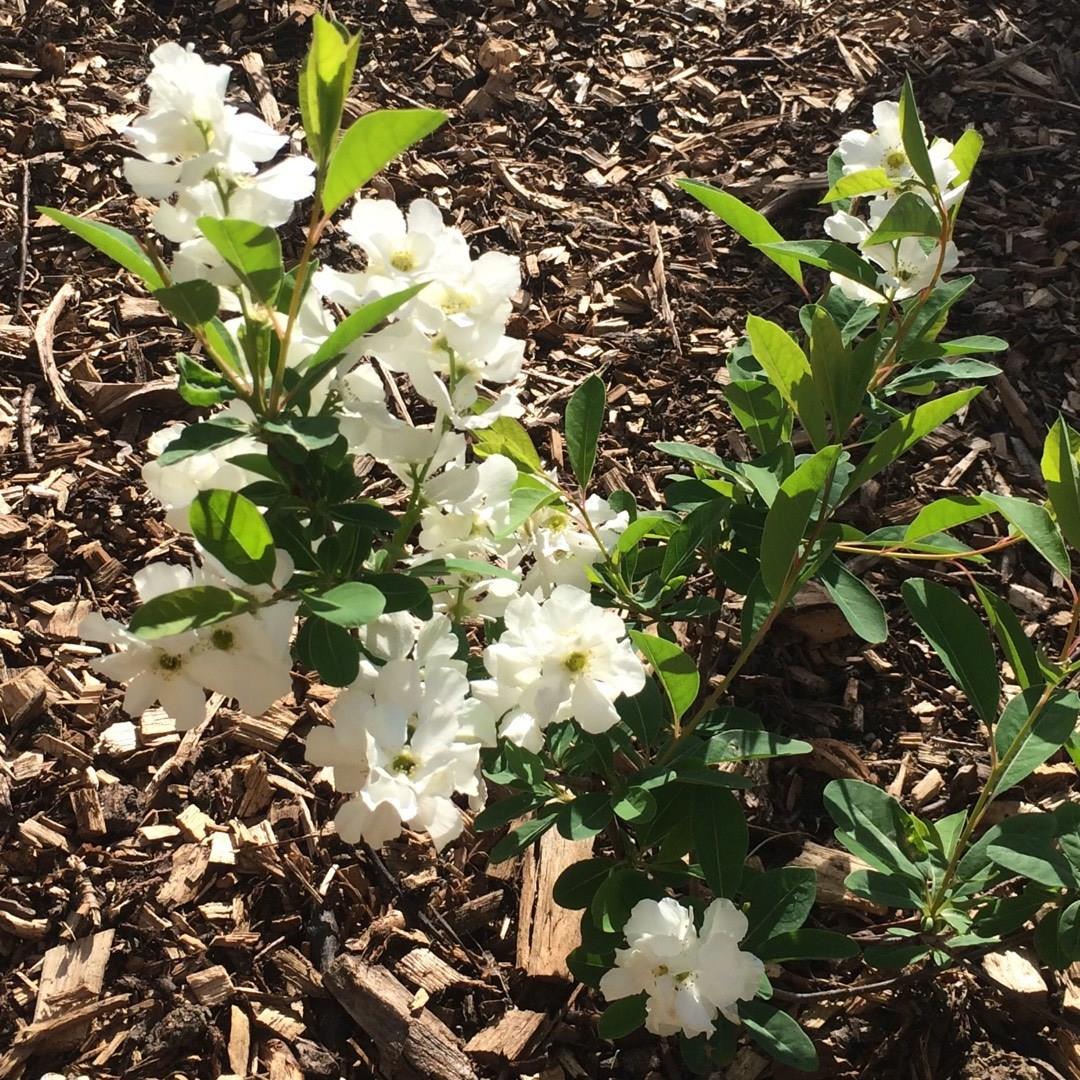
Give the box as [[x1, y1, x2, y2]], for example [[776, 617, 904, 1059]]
[[599, 898, 764, 1038], [824, 98, 962, 302]]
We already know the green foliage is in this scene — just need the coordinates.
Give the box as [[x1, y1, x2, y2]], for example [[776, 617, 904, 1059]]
[[190, 489, 277, 586], [565, 375, 606, 489], [38, 207, 165, 289]]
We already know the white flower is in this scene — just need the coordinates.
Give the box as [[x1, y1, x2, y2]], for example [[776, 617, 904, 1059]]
[[823, 206, 959, 302], [478, 585, 645, 736], [521, 495, 628, 594], [418, 455, 517, 558], [80, 563, 207, 730], [695, 898, 766, 1024], [599, 897, 763, 1038], [839, 100, 960, 195], [142, 410, 262, 532], [314, 659, 492, 851]]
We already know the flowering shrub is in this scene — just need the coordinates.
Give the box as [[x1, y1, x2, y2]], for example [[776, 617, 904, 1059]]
[[50, 19, 1080, 1074]]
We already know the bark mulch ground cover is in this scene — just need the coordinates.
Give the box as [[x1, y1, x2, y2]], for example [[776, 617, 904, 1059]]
[[1, 0, 1079, 1077]]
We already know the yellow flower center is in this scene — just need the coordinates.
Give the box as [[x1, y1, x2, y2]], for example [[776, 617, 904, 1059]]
[[392, 749, 418, 776], [390, 250, 416, 272], [210, 628, 235, 651], [564, 650, 589, 674], [884, 148, 908, 174], [157, 652, 183, 672]]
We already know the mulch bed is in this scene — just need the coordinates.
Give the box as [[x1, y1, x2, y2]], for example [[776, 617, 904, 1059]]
[[1, 0, 1079, 1077]]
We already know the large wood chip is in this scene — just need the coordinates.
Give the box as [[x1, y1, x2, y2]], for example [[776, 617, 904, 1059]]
[[517, 828, 592, 978], [465, 1007, 545, 1061], [325, 955, 478, 1080]]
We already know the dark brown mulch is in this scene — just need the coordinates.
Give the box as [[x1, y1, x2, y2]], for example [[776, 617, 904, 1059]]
[[1, 0, 1079, 1077]]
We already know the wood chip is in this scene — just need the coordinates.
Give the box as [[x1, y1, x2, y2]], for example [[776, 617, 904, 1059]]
[[465, 1008, 545, 1061]]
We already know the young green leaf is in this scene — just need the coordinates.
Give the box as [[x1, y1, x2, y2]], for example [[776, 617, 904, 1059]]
[[980, 492, 1071, 578], [844, 388, 982, 495], [993, 688, 1080, 796], [742, 867, 817, 948], [817, 556, 888, 643], [739, 1001, 818, 1073], [898, 74, 938, 190], [705, 729, 812, 763], [862, 191, 942, 245], [153, 280, 219, 327], [691, 788, 747, 897], [197, 217, 283, 303], [846, 869, 925, 910], [190, 489, 277, 586], [677, 180, 803, 287], [38, 207, 165, 289], [746, 315, 828, 448], [298, 14, 361, 168], [564, 374, 606, 490], [598, 994, 648, 1040], [823, 779, 925, 881], [722, 379, 787, 455], [973, 582, 1042, 691], [904, 495, 994, 543], [177, 354, 236, 407], [302, 581, 386, 627], [472, 416, 543, 473], [1042, 417, 1080, 552], [488, 810, 559, 863], [628, 631, 699, 722], [760, 444, 841, 599], [323, 109, 447, 216], [129, 585, 251, 639], [754, 240, 883, 297], [755, 928, 860, 963], [295, 616, 360, 687], [819, 168, 893, 203], [902, 579, 1000, 726], [949, 128, 983, 188]]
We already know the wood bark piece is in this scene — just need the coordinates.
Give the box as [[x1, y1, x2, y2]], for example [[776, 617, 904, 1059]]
[[229, 1005, 251, 1076], [790, 841, 885, 914], [517, 828, 592, 978], [464, 1008, 545, 1062], [33, 929, 115, 1049], [325, 955, 478, 1080], [187, 964, 235, 1007], [34, 282, 85, 421], [981, 948, 1048, 1000], [397, 947, 483, 994]]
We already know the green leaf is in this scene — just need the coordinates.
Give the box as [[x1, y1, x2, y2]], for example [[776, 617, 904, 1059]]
[[723, 379, 787, 454], [820, 168, 893, 202], [323, 108, 447, 217], [691, 788, 747, 897], [904, 495, 994, 543], [950, 128, 983, 187], [846, 869, 924, 909], [986, 814, 1076, 889], [677, 180, 802, 287], [177, 354, 235, 407], [204, 316, 244, 375], [296, 616, 359, 687], [612, 786, 656, 823], [129, 585, 251, 639], [1059, 900, 1080, 964], [38, 207, 164, 289], [488, 810, 559, 863], [755, 240, 883, 296], [553, 859, 617, 910], [557, 792, 612, 840], [863, 191, 943, 245], [153, 279, 219, 327], [197, 217, 283, 303], [629, 631, 699, 722], [760, 444, 841, 599], [190, 489, 276, 586], [472, 416, 543, 473], [473, 791, 543, 833], [818, 556, 888, 643], [739, 1001, 818, 1073], [302, 582, 386, 627], [705, 729, 812, 763], [617, 678, 666, 749], [746, 315, 828, 449], [974, 582, 1042, 690], [823, 779, 925, 881], [902, 579, 1000, 726], [295, 283, 427, 394], [598, 994, 647, 1040], [756, 928, 859, 962], [898, 74, 937, 190], [844, 388, 982, 495], [565, 374, 605, 490], [993, 687, 1080, 796], [1042, 417, 1080, 552], [863, 942, 930, 970], [981, 492, 1070, 578], [299, 14, 361, 167], [742, 867, 817, 948], [327, 502, 399, 532]]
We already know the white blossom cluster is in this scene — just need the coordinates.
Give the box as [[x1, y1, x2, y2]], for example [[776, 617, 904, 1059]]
[[83, 43, 650, 855], [600, 897, 764, 1038], [824, 99, 962, 302]]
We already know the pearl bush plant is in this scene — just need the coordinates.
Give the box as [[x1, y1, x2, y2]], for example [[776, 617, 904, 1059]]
[[51, 19, 1080, 1073]]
